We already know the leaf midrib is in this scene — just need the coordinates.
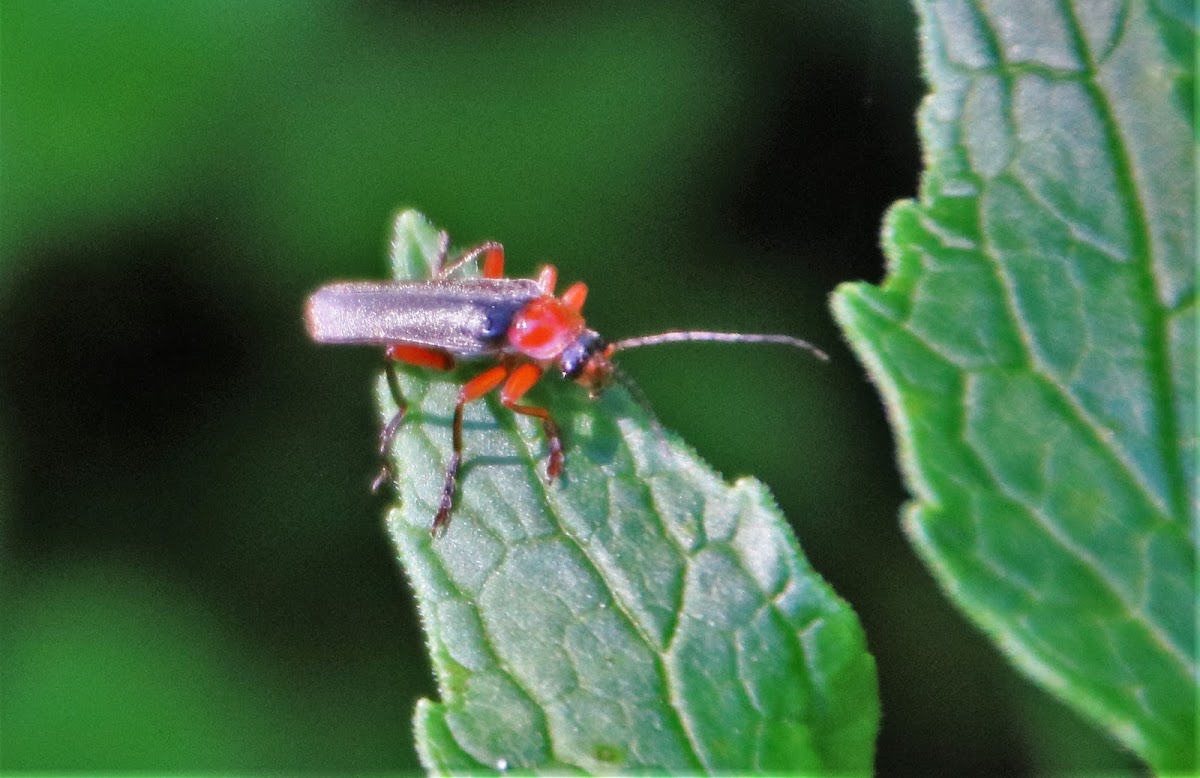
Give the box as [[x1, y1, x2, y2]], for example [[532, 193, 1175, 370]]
[[1059, 0, 1190, 522], [491, 393, 709, 772]]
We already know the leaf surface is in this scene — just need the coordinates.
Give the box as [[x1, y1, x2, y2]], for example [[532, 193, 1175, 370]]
[[831, 1, 1195, 770], [379, 211, 879, 773]]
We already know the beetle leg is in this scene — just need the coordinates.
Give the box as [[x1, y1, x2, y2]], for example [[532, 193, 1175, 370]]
[[371, 362, 407, 492], [374, 344, 456, 493], [560, 281, 587, 313], [433, 364, 509, 536], [385, 343, 455, 371], [500, 363, 564, 483], [481, 246, 505, 279], [438, 241, 506, 279], [535, 265, 557, 294]]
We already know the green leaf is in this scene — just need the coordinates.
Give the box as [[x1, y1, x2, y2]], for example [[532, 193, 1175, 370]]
[[831, 2, 1195, 772], [376, 211, 879, 773]]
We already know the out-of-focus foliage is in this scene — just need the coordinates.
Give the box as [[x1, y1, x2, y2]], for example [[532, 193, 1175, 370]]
[[0, 1, 1144, 773]]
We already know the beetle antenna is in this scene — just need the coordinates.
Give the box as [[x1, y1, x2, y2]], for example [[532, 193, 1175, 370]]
[[608, 331, 829, 361]]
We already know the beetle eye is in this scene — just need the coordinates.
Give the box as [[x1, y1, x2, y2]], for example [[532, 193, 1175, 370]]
[[559, 331, 603, 379]]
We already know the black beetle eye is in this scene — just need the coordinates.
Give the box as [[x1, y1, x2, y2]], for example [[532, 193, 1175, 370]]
[[559, 331, 602, 379]]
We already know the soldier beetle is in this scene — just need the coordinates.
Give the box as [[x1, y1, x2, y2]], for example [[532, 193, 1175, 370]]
[[307, 230, 826, 535]]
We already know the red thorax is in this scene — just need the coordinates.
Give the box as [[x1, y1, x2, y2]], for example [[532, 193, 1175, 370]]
[[507, 295, 586, 361]]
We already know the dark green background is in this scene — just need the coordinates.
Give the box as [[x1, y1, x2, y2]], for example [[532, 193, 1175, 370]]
[[0, 2, 1139, 773]]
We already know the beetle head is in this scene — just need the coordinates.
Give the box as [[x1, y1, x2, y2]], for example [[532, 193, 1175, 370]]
[[558, 330, 613, 397]]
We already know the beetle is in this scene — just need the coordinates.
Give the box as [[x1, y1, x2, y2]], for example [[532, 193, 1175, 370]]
[[306, 231, 827, 536]]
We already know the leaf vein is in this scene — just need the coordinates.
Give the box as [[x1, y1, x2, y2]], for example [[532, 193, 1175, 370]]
[[412, 535, 559, 766], [979, 207, 1174, 521], [495, 400, 708, 772], [968, 423, 1194, 676], [1061, 0, 1190, 521]]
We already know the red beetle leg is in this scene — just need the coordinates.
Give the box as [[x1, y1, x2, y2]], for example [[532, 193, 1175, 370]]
[[385, 343, 455, 370], [560, 281, 587, 313], [432, 364, 509, 536], [535, 265, 557, 294], [501, 363, 564, 482], [482, 247, 505, 279]]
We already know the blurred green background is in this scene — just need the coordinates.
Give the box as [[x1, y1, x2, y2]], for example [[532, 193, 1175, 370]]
[[0, 2, 1141, 773]]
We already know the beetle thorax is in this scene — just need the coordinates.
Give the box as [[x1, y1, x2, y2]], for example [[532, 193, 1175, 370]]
[[507, 296, 587, 361]]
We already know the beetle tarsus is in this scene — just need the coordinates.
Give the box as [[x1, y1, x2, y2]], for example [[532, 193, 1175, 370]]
[[371, 465, 393, 494], [372, 363, 408, 494], [432, 402, 468, 536], [378, 407, 407, 457], [542, 416, 564, 482], [432, 452, 460, 537], [505, 402, 563, 484]]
